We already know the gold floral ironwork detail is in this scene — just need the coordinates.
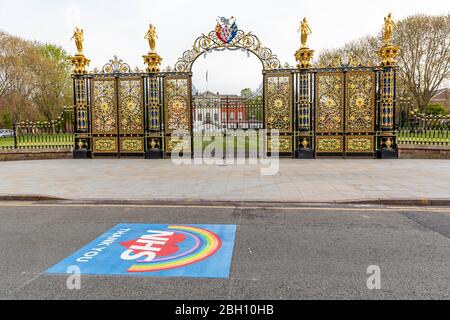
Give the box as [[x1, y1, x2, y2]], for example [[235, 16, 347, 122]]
[[164, 77, 190, 133], [93, 138, 117, 153], [316, 73, 344, 133], [346, 72, 375, 132], [346, 136, 374, 153], [268, 136, 291, 153], [121, 138, 144, 153], [92, 79, 117, 134], [100, 56, 131, 74], [166, 136, 191, 153], [265, 74, 292, 132], [295, 48, 314, 69], [316, 136, 343, 153], [143, 52, 162, 73], [118, 79, 144, 134]]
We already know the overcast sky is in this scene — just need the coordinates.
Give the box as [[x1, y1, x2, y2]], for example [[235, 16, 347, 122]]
[[0, 0, 449, 94]]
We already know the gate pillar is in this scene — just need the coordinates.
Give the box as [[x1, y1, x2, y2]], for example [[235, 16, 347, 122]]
[[377, 13, 400, 159], [69, 28, 92, 159], [294, 18, 314, 159], [72, 74, 92, 158]]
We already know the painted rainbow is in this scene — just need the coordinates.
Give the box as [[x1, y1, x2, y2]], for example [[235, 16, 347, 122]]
[[127, 225, 222, 273]]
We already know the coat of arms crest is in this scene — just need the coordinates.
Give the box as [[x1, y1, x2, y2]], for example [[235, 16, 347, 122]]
[[215, 16, 238, 45]]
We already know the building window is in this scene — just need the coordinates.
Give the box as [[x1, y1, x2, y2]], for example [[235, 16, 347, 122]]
[[198, 113, 203, 122]]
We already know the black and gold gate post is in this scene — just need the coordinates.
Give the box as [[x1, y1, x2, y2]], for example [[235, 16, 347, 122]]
[[143, 24, 164, 159], [69, 27, 92, 159], [294, 17, 314, 159], [377, 13, 400, 159]]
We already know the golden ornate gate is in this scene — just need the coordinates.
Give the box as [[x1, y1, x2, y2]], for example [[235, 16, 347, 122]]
[[163, 75, 191, 156], [71, 14, 399, 159], [265, 72, 293, 155], [85, 58, 147, 157], [314, 70, 376, 156]]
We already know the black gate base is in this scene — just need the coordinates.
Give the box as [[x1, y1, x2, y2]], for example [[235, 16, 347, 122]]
[[73, 149, 92, 159], [296, 149, 315, 159], [145, 149, 164, 159], [380, 148, 398, 159]]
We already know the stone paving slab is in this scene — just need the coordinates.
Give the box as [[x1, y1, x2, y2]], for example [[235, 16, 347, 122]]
[[0, 159, 449, 202]]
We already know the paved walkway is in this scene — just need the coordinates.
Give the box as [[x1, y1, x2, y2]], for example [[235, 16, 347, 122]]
[[0, 159, 449, 202]]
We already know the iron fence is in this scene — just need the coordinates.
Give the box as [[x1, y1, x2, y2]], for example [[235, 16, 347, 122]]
[[0, 107, 74, 150], [396, 98, 450, 147], [398, 128, 449, 146]]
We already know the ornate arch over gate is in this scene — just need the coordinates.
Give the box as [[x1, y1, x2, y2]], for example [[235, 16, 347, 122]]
[[173, 25, 281, 72]]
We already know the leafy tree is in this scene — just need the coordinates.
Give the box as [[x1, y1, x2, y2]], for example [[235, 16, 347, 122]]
[[426, 104, 449, 116], [240, 88, 252, 99], [0, 31, 72, 127]]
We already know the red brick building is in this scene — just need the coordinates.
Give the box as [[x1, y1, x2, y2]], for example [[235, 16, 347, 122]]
[[431, 88, 450, 111]]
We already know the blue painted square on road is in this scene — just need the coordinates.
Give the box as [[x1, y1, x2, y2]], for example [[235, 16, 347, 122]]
[[47, 224, 237, 278]]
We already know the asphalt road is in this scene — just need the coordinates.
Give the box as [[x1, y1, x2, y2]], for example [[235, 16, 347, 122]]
[[1, 201, 450, 300]]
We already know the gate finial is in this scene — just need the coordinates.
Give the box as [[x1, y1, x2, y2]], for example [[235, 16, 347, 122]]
[[299, 18, 312, 49], [295, 17, 314, 69], [143, 24, 162, 73], [377, 13, 400, 67], [69, 26, 90, 74]]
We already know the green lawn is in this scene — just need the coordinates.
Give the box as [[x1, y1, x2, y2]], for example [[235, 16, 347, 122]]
[[0, 137, 15, 147], [193, 135, 262, 153]]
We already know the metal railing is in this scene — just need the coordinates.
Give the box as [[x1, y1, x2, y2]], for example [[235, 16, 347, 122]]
[[0, 107, 74, 150], [397, 100, 450, 146], [398, 128, 449, 146]]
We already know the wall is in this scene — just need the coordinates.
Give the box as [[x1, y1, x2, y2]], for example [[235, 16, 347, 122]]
[[398, 144, 450, 159], [0, 149, 72, 161]]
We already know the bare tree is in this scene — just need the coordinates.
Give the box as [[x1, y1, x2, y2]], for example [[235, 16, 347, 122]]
[[316, 35, 380, 67], [316, 14, 450, 112], [396, 14, 450, 111]]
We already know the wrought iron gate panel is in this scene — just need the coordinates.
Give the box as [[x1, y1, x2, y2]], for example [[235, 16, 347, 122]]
[[345, 71, 376, 153], [316, 72, 344, 133], [346, 72, 375, 133], [264, 72, 293, 154], [91, 78, 118, 154], [314, 71, 377, 155], [163, 75, 191, 154], [118, 78, 144, 154], [315, 72, 345, 153]]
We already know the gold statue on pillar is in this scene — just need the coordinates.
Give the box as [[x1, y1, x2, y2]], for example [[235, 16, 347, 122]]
[[145, 24, 158, 53], [299, 18, 312, 48], [143, 23, 162, 73], [295, 17, 314, 69], [69, 26, 90, 74], [377, 13, 400, 67], [71, 27, 84, 55], [383, 13, 396, 46]]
